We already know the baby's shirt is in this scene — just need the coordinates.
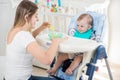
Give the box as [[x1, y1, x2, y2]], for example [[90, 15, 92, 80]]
[[73, 28, 92, 39]]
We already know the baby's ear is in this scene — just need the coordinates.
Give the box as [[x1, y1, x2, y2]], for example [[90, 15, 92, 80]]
[[88, 25, 92, 29]]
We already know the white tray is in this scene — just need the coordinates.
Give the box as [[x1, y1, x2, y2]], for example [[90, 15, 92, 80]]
[[36, 33, 99, 53]]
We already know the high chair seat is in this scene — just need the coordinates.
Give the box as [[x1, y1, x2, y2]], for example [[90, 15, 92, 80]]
[[68, 11, 106, 42]]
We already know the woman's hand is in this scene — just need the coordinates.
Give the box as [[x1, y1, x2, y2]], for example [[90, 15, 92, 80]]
[[32, 22, 50, 37], [40, 22, 50, 29]]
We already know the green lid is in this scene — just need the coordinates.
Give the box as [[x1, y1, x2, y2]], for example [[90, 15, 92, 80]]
[[48, 32, 63, 40]]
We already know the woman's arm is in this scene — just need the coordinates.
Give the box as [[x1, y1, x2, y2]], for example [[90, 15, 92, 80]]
[[32, 22, 50, 37], [27, 38, 62, 65]]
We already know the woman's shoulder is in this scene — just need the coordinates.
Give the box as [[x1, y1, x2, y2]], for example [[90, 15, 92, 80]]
[[7, 28, 20, 44], [7, 28, 31, 45], [17, 30, 31, 35]]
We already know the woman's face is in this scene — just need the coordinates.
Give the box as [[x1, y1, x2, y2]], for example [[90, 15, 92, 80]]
[[77, 17, 90, 33], [29, 10, 39, 29]]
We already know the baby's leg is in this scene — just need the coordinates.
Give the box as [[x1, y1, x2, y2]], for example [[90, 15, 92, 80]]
[[65, 54, 83, 75], [47, 53, 69, 75]]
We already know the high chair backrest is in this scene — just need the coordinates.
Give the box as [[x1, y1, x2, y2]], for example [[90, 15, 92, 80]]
[[68, 11, 106, 42]]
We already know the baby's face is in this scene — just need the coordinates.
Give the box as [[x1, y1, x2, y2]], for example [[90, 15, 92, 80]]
[[77, 17, 90, 33]]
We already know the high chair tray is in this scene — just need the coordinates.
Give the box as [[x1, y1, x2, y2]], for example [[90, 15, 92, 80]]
[[36, 33, 99, 53]]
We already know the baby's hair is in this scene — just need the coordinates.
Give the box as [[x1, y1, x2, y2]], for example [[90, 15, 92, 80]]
[[77, 14, 93, 26]]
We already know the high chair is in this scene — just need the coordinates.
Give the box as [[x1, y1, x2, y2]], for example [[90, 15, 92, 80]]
[[49, 2, 113, 80], [35, 0, 113, 80]]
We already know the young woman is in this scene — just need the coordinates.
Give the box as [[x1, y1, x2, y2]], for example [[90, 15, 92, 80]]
[[5, 0, 65, 80]]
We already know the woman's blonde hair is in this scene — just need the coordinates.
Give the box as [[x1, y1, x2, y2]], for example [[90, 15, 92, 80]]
[[13, 0, 38, 28]]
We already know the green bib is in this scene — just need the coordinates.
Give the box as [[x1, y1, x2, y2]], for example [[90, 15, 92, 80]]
[[73, 29, 92, 39]]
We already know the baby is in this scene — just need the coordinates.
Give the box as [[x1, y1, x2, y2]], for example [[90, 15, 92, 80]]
[[47, 13, 93, 75]]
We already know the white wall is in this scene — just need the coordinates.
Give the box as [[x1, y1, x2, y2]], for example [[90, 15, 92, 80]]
[[108, 0, 120, 64], [0, 0, 15, 55]]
